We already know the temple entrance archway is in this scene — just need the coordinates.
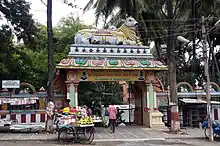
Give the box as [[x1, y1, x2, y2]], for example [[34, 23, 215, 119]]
[[56, 43, 167, 128]]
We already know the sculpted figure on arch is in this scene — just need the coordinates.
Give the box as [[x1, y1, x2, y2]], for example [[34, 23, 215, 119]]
[[74, 16, 142, 46]]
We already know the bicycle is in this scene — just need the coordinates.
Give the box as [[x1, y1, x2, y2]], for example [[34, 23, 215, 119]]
[[57, 124, 95, 144]]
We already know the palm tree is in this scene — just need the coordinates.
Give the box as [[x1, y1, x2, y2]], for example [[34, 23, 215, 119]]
[[84, 0, 144, 28]]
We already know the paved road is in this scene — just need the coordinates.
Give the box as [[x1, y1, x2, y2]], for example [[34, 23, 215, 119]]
[[0, 127, 205, 141], [0, 139, 218, 146]]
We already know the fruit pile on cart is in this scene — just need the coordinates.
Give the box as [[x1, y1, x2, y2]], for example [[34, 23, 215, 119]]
[[56, 107, 95, 144]]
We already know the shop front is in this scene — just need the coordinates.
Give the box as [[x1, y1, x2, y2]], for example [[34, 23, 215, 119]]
[[0, 86, 65, 126]]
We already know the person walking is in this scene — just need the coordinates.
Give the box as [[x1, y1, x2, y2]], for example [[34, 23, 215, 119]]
[[108, 104, 117, 133]]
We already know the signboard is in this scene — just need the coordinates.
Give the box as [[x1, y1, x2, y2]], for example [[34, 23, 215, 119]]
[[76, 70, 145, 81], [2, 80, 20, 89]]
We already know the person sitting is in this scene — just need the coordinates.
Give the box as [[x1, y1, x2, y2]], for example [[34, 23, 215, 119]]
[[64, 99, 71, 107], [62, 99, 71, 115], [87, 107, 93, 117]]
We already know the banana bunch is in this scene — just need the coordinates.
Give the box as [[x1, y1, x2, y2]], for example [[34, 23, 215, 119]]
[[78, 117, 93, 125]]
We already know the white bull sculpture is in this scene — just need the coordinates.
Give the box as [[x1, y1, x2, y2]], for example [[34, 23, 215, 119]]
[[74, 17, 142, 46]]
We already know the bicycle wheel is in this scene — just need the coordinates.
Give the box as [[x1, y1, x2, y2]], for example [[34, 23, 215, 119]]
[[79, 127, 95, 144], [58, 127, 75, 143], [204, 128, 216, 140], [55, 119, 61, 132], [204, 127, 209, 139]]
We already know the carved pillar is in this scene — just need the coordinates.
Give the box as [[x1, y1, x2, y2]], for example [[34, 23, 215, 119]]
[[144, 80, 155, 112], [74, 82, 79, 108], [152, 78, 160, 110], [144, 81, 150, 112], [65, 80, 79, 108], [122, 82, 129, 104], [65, 70, 80, 108], [142, 81, 151, 127], [143, 71, 165, 128]]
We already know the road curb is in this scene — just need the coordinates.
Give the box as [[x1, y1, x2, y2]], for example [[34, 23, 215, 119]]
[[0, 138, 58, 142], [0, 137, 206, 142], [93, 138, 166, 142], [0, 138, 166, 142], [165, 136, 205, 140]]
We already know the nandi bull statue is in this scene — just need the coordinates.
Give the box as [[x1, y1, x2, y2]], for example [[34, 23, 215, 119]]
[[74, 16, 142, 46]]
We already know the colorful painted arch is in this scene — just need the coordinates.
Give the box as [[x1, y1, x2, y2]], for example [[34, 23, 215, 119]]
[[56, 57, 168, 70]]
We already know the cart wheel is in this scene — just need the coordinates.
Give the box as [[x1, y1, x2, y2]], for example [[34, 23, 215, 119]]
[[79, 127, 95, 144], [56, 120, 62, 132], [58, 127, 75, 143]]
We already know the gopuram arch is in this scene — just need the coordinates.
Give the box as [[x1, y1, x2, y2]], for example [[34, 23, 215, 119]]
[[203, 82, 220, 91], [56, 17, 167, 128], [176, 82, 194, 92], [12, 82, 37, 94]]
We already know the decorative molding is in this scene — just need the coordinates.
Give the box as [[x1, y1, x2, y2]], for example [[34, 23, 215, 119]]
[[156, 77, 165, 92], [57, 58, 167, 70], [69, 44, 152, 58]]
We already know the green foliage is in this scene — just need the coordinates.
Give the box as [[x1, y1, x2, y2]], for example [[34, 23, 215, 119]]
[[78, 82, 123, 116], [0, 6, 90, 89], [84, 0, 220, 86], [0, 25, 32, 81], [53, 15, 92, 63], [78, 82, 123, 108], [29, 16, 90, 89], [0, 0, 38, 48]]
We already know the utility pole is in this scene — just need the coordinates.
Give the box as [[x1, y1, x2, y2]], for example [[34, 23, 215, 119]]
[[201, 16, 213, 141], [47, 0, 54, 102], [192, 0, 196, 60], [191, 0, 196, 81], [167, 0, 179, 132]]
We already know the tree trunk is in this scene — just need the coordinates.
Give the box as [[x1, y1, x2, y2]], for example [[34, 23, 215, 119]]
[[46, 0, 54, 133], [47, 0, 54, 103], [167, 0, 179, 132]]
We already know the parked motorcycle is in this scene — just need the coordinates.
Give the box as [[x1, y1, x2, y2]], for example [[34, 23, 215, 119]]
[[202, 120, 220, 139], [116, 110, 125, 126]]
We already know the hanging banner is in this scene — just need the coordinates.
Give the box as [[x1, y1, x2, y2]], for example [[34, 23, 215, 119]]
[[76, 70, 145, 81]]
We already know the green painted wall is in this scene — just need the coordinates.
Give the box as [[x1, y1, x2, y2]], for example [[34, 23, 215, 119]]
[[149, 82, 154, 111], [69, 83, 75, 107]]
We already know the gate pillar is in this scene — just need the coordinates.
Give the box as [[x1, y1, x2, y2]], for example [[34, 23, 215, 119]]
[[143, 72, 165, 128], [65, 80, 79, 109]]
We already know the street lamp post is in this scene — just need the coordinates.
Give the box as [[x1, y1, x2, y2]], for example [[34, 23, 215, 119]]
[[177, 16, 220, 141]]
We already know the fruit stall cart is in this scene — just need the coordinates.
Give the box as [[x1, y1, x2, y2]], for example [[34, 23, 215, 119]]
[[56, 107, 95, 144]]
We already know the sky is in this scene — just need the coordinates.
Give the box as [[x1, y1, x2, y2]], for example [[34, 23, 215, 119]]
[[27, 0, 99, 27]]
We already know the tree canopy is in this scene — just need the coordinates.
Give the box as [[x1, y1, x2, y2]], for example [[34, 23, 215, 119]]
[[84, 0, 220, 86], [0, 1, 89, 89]]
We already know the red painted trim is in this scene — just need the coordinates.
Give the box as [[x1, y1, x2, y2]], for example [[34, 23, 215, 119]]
[[144, 107, 150, 112], [31, 114, 36, 123], [10, 114, 16, 120], [214, 109, 218, 120], [21, 114, 26, 123], [153, 108, 158, 111], [171, 112, 179, 121], [1, 114, 6, 119], [40, 114, 45, 122]]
